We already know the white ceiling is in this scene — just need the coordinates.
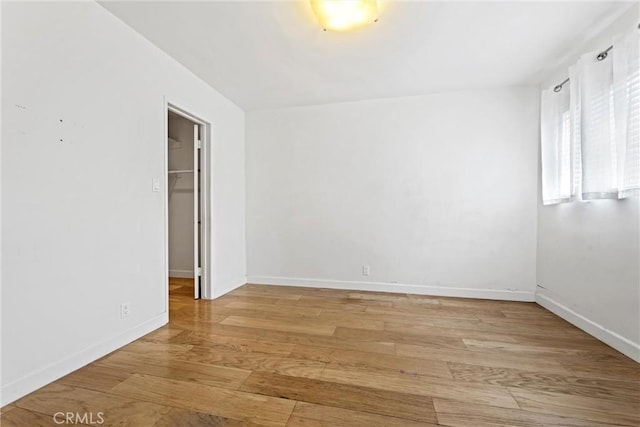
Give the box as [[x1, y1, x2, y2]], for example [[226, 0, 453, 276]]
[[101, 1, 634, 110]]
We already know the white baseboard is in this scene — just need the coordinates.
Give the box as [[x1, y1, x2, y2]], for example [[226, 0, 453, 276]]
[[247, 275, 535, 302], [211, 276, 247, 299], [536, 288, 640, 362], [1, 313, 168, 406], [169, 269, 194, 278]]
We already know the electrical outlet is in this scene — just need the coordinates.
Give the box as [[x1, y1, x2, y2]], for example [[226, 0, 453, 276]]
[[362, 265, 370, 276], [120, 303, 130, 319]]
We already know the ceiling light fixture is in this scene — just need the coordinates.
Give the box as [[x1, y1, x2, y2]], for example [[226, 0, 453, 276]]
[[310, 0, 378, 32]]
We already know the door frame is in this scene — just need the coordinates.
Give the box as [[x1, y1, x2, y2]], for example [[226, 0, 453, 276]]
[[164, 100, 212, 305]]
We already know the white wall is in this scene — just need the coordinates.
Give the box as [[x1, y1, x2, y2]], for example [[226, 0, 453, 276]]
[[247, 87, 539, 300], [168, 115, 195, 278], [536, 5, 640, 362], [1, 1, 246, 405]]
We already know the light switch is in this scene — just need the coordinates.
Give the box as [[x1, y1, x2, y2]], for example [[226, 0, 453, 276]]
[[152, 177, 161, 192]]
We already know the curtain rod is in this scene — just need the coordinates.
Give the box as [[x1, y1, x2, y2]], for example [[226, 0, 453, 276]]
[[553, 23, 639, 93]]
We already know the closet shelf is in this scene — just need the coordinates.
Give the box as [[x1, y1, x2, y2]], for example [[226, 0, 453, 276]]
[[168, 170, 194, 174]]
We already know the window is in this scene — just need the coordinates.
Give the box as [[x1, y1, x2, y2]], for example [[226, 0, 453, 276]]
[[541, 28, 639, 205]]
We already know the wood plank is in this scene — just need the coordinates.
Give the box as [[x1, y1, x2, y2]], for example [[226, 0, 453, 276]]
[[145, 330, 297, 355], [121, 340, 193, 355], [0, 405, 16, 416], [200, 306, 321, 323], [110, 374, 295, 427], [57, 364, 131, 392], [320, 308, 444, 326], [315, 311, 385, 331], [228, 288, 302, 301], [108, 344, 327, 380], [464, 332, 626, 353], [554, 350, 637, 365], [396, 343, 572, 374], [239, 371, 438, 423], [559, 359, 640, 381], [448, 362, 640, 402], [142, 326, 187, 341], [276, 296, 376, 312], [1, 406, 92, 427], [319, 367, 520, 409], [213, 294, 285, 306], [95, 351, 251, 390], [509, 388, 640, 426], [347, 292, 416, 303], [338, 323, 526, 345], [500, 310, 562, 319], [14, 383, 171, 426], [368, 304, 485, 320], [335, 326, 468, 350], [221, 316, 336, 336], [286, 401, 437, 427], [174, 323, 396, 355], [526, 337, 627, 354], [152, 407, 261, 427], [435, 299, 542, 312], [225, 301, 322, 316], [433, 398, 623, 427], [212, 307, 384, 331], [289, 344, 452, 379], [475, 313, 571, 326], [461, 338, 610, 358], [169, 310, 228, 323], [428, 318, 580, 339]]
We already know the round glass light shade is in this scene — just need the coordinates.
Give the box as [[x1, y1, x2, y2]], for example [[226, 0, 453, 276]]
[[310, 0, 378, 32]]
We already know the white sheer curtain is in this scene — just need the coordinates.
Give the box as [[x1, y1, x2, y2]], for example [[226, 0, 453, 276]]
[[613, 29, 640, 198], [541, 82, 574, 204], [578, 49, 618, 199], [540, 27, 639, 204]]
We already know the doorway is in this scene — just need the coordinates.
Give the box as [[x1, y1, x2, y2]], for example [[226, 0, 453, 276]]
[[166, 106, 208, 301]]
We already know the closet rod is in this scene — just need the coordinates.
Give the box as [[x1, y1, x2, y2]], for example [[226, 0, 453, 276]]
[[168, 169, 194, 174]]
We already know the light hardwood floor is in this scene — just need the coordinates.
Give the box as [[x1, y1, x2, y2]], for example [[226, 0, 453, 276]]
[[2, 279, 639, 426]]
